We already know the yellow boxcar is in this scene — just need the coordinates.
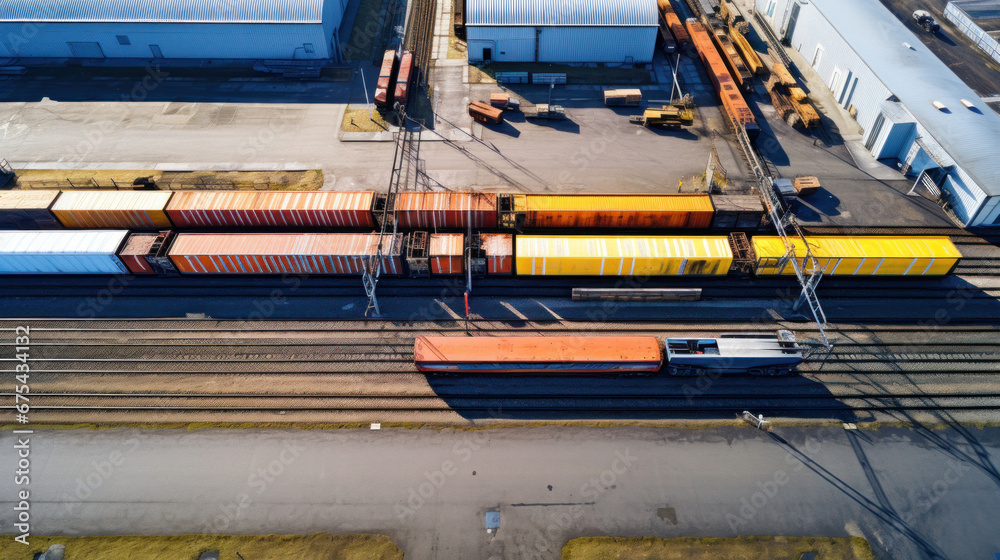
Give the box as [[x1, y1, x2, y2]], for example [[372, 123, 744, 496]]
[[516, 236, 733, 276], [52, 191, 174, 229], [513, 194, 715, 228], [751, 236, 962, 276]]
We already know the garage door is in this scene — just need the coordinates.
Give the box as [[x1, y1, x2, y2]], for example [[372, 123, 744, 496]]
[[67, 42, 105, 58]]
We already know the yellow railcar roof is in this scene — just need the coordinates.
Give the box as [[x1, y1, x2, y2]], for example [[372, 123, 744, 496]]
[[516, 236, 733, 258], [522, 194, 714, 212], [52, 190, 173, 211], [752, 236, 962, 259]]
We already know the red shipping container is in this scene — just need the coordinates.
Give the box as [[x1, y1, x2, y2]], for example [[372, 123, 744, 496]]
[[375, 49, 398, 108], [481, 233, 512, 274], [394, 51, 413, 108], [429, 233, 464, 275], [168, 233, 404, 275], [165, 191, 376, 228], [118, 233, 158, 274], [395, 192, 497, 229]]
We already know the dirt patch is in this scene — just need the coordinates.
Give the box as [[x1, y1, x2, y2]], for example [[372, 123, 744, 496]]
[[341, 106, 394, 132], [562, 536, 876, 560], [13, 169, 325, 191], [4, 533, 403, 560]]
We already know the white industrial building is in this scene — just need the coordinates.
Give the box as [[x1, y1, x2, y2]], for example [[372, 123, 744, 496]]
[[466, 0, 658, 64], [0, 0, 346, 60], [758, 0, 1000, 227], [946, 1, 1000, 66]]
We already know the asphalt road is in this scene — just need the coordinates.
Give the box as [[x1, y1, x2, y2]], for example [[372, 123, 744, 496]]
[[1, 427, 998, 559], [878, 0, 1000, 97]]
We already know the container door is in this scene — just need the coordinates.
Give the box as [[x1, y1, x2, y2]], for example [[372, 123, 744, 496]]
[[67, 42, 105, 58], [783, 3, 801, 41]]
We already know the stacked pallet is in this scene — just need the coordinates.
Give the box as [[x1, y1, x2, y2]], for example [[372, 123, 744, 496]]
[[604, 89, 643, 106]]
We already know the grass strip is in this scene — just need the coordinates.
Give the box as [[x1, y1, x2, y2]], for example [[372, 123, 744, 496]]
[[561, 536, 876, 560], [3, 533, 403, 560]]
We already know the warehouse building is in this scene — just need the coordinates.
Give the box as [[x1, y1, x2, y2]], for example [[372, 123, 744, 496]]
[[758, 0, 1000, 227], [945, 1, 1000, 66], [466, 0, 658, 64], [0, 0, 346, 61]]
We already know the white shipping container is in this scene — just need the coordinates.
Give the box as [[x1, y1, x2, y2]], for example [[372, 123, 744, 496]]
[[0, 230, 130, 274]]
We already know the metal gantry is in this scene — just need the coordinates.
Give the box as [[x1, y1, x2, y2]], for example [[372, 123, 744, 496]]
[[729, 112, 830, 348], [364, 124, 423, 316]]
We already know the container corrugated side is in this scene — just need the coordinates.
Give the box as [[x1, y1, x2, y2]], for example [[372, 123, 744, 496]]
[[165, 191, 375, 228], [522, 194, 714, 228], [482, 233, 513, 275], [414, 336, 663, 372], [752, 236, 962, 276], [0, 230, 129, 274], [168, 233, 404, 275], [429, 233, 464, 275], [395, 192, 497, 229], [51, 191, 173, 229], [0, 191, 62, 229], [118, 233, 160, 274], [515, 236, 733, 276]]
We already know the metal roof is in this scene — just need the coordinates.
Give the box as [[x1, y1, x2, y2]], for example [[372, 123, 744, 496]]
[[810, 0, 1000, 197], [951, 0, 1000, 21], [0, 230, 129, 254], [466, 0, 658, 27], [0, 0, 324, 23]]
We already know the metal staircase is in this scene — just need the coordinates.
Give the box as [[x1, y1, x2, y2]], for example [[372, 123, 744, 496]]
[[728, 110, 830, 348], [364, 124, 422, 316]]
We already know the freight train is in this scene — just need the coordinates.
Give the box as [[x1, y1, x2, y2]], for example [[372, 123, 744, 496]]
[[413, 331, 805, 375], [686, 18, 759, 137], [0, 190, 765, 231], [0, 229, 964, 279], [374, 49, 414, 114]]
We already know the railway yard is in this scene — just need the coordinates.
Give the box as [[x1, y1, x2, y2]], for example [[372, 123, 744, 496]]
[[4, 0, 1000, 558], [5, 320, 1000, 426]]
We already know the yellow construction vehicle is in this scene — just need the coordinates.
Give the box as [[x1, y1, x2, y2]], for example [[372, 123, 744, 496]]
[[630, 104, 694, 128]]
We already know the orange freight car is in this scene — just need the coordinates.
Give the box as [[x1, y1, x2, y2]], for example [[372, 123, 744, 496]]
[[374, 49, 398, 109], [657, 0, 689, 44], [469, 101, 504, 124], [685, 19, 758, 136], [481, 233, 513, 274], [51, 191, 174, 229], [711, 26, 753, 91], [393, 51, 414, 111], [429, 233, 464, 275], [165, 191, 376, 228], [395, 192, 498, 229], [502, 194, 715, 229], [168, 233, 405, 275], [413, 336, 664, 373]]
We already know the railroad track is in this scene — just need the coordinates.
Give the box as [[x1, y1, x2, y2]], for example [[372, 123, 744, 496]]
[[3, 320, 1000, 424]]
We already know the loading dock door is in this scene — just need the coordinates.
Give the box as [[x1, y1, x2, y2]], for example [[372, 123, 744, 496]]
[[67, 42, 105, 58]]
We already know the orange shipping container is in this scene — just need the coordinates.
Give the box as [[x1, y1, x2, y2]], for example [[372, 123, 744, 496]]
[[414, 336, 664, 373], [52, 191, 173, 229], [515, 194, 715, 228], [429, 233, 464, 275], [481, 233, 513, 274], [395, 192, 498, 229], [165, 191, 376, 228], [686, 19, 755, 127], [168, 233, 404, 275]]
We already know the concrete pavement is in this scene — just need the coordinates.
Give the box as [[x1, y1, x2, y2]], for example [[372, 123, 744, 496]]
[[2, 426, 999, 559]]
